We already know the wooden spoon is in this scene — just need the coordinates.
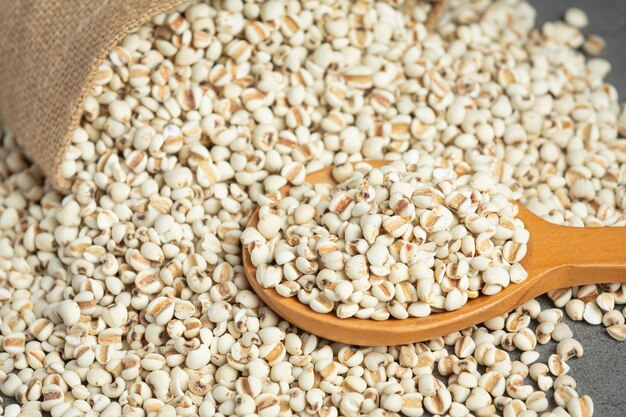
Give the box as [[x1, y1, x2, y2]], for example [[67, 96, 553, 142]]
[[243, 161, 626, 346]]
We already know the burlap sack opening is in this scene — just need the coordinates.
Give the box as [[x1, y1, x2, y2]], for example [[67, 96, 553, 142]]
[[0, 0, 446, 191]]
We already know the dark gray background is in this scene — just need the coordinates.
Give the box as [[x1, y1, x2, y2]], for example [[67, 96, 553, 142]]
[[531, 0, 626, 97], [2, 1, 625, 415], [529, 1, 626, 416]]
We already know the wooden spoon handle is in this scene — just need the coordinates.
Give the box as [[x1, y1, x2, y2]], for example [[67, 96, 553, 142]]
[[243, 161, 626, 345], [524, 214, 626, 290]]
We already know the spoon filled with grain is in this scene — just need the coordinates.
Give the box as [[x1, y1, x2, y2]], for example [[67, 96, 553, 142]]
[[242, 161, 626, 345]]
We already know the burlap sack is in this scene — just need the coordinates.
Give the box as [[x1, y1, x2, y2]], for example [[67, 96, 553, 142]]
[[0, 0, 446, 190]]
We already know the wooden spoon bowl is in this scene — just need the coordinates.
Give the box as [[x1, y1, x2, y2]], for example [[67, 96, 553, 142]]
[[243, 161, 626, 346]]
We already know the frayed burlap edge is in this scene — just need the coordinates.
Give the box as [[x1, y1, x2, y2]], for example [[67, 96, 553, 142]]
[[53, 0, 446, 191], [0, 0, 446, 191], [52, 1, 188, 191], [426, 0, 447, 32]]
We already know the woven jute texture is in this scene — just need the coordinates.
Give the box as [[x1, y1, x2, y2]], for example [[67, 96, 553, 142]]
[[0, 0, 446, 190], [0, 0, 186, 190]]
